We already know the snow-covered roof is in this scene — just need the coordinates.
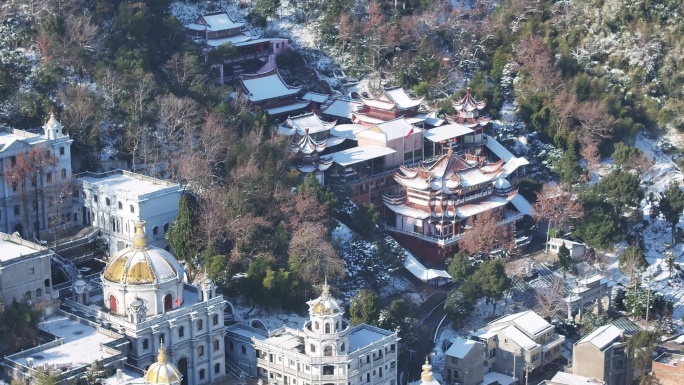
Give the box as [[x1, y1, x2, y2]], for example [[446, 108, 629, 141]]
[[189, 12, 244, 32], [548, 238, 585, 247], [424, 124, 474, 142], [279, 112, 336, 136], [482, 372, 514, 385], [322, 99, 362, 120], [327, 136, 346, 147], [353, 113, 385, 125], [0, 234, 48, 262], [371, 118, 422, 141], [265, 331, 302, 350], [511, 194, 532, 216], [330, 124, 368, 140], [501, 325, 539, 350], [503, 156, 530, 177], [385, 203, 431, 220], [265, 102, 310, 116], [206, 33, 256, 47], [549, 372, 602, 385], [445, 337, 481, 359], [79, 170, 181, 198], [349, 325, 394, 352], [454, 195, 511, 219], [301, 92, 330, 103], [384, 87, 424, 109], [576, 324, 622, 350], [486, 138, 517, 162], [240, 69, 303, 102], [490, 310, 553, 336], [332, 145, 396, 166], [29, 316, 117, 369], [404, 254, 451, 281], [414, 112, 445, 127]]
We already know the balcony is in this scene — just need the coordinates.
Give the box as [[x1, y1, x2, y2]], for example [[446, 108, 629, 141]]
[[541, 334, 565, 353]]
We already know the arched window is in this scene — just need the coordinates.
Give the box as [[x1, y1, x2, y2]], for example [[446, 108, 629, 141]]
[[24, 291, 32, 301], [153, 226, 159, 237], [178, 326, 185, 338], [324, 346, 333, 356], [315, 321, 319, 330], [164, 223, 169, 233], [142, 339, 149, 350], [118, 201, 123, 210], [325, 323, 331, 333], [340, 343, 345, 352], [109, 295, 117, 313], [35, 288, 42, 298], [59, 147, 65, 155], [105, 198, 111, 206], [163, 294, 172, 311]]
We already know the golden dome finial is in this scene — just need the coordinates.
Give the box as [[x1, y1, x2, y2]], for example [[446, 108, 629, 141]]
[[157, 339, 167, 364], [133, 221, 148, 249], [322, 276, 330, 298], [421, 357, 433, 383]]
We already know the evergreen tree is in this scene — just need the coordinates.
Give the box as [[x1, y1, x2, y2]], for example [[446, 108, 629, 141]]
[[349, 289, 380, 326], [444, 289, 473, 326], [448, 252, 474, 282], [553, 146, 582, 184], [469, 260, 512, 317], [659, 183, 684, 244], [166, 194, 197, 265], [557, 243, 573, 274]]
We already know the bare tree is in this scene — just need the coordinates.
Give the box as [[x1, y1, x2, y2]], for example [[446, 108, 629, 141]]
[[162, 52, 207, 90], [533, 276, 567, 318], [288, 222, 345, 286], [459, 210, 514, 256], [533, 184, 585, 251]]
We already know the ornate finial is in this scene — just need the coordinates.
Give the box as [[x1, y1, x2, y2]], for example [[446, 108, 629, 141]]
[[421, 357, 433, 383], [157, 338, 167, 364], [322, 277, 330, 298], [133, 221, 148, 249], [447, 144, 453, 157]]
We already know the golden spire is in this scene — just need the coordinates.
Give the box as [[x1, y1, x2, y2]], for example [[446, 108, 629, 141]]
[[133, 221, 148, 249], [157, 339, 167, 364], [421, 357, 433, 383]]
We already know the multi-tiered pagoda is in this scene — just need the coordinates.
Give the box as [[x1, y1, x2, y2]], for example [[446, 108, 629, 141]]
[[382, 145, 530, 262]]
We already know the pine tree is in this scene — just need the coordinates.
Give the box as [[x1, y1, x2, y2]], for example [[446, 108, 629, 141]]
[[448, 252, 474, 282], [350, 289, 380, 326], [166, 194, 196, 265], [659, 182, 684, 244], [557, 243, 573, 274]]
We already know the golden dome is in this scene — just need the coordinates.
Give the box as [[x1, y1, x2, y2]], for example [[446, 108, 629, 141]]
[[421, 358, 433, 383], [144, 341, 182, 385], [103, 222, 183, 285], [309, 280, 342, 316]]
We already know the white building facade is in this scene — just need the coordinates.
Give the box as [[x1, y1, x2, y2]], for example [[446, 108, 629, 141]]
[[77, 170, 181, 256], [0, 115, 74, 238], [0, 232, 57, 307], [63, 222, 229, 385], [227, 283, 400, 385]]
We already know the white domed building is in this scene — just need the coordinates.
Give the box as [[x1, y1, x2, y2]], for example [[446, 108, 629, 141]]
[[65, 221, 230, 385], [226, 282, 400, 385]]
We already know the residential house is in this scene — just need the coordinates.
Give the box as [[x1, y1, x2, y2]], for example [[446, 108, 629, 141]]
[[571, 324, 632, 385], [652, 352, 684, 385], [444, 337, 484, 385], [470, 311, 565, 382]]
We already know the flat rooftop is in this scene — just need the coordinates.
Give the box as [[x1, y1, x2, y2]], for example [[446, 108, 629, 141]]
[[78, 170, 180, 197], [0, 129, 39, 150], [349, 325, 392, 352], [0, 234, 47, 263], [29, 316, 116, 369]]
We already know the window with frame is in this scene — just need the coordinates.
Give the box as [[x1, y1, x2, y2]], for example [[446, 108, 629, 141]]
[[142, 339, 149, 350], [178, 326, 184, 338], [199, 369, 205, 380], [198, 345, 205, 357], [310, 344, 316, 353], [46, 172, 52, 183], [12, 182, 17, 192], [241, 345, 247, 354], [214, 363, 221, 374], [105, 198, 110, 206], [214, 339, 220, 351], [118, 201, 123, 209], [153, 226, 158, 236], [213, 314, 219, 325], [93, 195, 98, 203], [197, 319, 203, 331], [130, 205, 135, 213], [14, 205, 20, 216], [61, 168, 66, 179], [59, 147, 65, 155]]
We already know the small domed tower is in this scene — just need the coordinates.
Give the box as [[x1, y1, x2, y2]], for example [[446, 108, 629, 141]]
[[199, 276, 216, 302], [144, 341, 182, 385], [304, 280, 350, 357], [419, 358, 439, 385], [43, 113, 65, 140], [72, 275, 89, 304]]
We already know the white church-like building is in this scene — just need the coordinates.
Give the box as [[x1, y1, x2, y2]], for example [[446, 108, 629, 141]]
[[226, 282, 400, 385]]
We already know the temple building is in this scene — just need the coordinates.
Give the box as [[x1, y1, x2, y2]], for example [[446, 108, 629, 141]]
[[184, 11, 288, 81], [239, 69, 315, 116], [382, 146, 531, 261], [277, 113, 347, 182], [351, 87, 443, 127], [225, 282, 399, 385], [447, 87, 491, 142]]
